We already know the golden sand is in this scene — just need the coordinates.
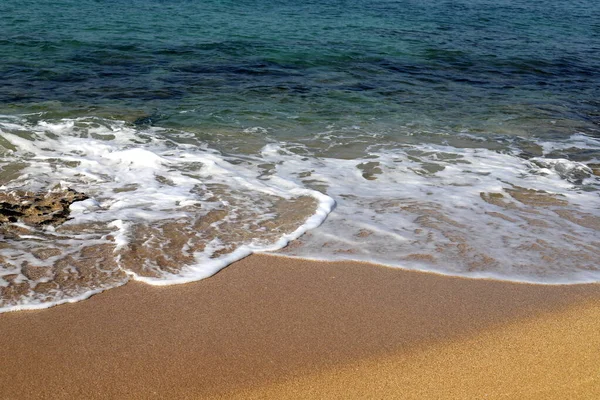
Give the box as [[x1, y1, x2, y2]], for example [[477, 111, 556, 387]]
[[0, 254, 599, 399]]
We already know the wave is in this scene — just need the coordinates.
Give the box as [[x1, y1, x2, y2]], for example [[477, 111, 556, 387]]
[[0, 116, 333, 312], [0, 114, 599, 312]]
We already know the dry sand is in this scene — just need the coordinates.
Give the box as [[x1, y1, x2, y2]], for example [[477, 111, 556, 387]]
[[0, 254, 599, 399]]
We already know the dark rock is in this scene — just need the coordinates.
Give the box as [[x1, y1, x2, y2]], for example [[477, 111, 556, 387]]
[[0, 188, 88, 226]]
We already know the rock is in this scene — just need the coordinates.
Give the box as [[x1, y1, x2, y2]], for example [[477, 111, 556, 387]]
[[0, 188, 88, 226], [532, 158, 593, 183]]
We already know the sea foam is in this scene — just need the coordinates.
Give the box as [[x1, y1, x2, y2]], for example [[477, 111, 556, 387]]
[[0, 115, 599, 313], [0, 116, 333, 312]]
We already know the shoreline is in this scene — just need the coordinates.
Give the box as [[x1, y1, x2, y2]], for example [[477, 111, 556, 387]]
[[1, 254, 600, 398], [3, 251, 598, 315], [264, 253, 600, 285]]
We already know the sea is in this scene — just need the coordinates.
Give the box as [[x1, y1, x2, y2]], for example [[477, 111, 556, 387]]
[[1, 0, 599, 312]]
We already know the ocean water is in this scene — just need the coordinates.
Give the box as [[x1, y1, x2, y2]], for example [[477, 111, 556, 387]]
[[1, 0, 599, 311]]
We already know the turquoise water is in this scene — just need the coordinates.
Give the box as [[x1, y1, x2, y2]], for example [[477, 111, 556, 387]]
[[2, 0, 599, 137], [1, 0, 600, 310]]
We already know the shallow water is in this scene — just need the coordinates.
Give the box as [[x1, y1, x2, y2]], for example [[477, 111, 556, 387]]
[[1, 0, 599, 311]]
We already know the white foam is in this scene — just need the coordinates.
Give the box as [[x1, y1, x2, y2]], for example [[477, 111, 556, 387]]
[[0, 282, 127, 313], [0, 116, 334, 311], [1, 115, 599, 313], [263, 140, 600, 284]]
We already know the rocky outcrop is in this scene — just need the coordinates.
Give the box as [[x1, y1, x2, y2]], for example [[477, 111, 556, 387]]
[[0, 188, 88, 226]]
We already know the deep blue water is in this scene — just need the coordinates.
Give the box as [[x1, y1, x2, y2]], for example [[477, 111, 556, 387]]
[[1, 0, 599, 138]]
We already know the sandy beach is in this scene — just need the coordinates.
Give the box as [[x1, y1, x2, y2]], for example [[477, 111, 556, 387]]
[[2, 0, 600, 398], [1, 254, 599, 399]]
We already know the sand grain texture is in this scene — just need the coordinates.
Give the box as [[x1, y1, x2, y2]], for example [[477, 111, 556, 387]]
[[0, 254, 599, 399]]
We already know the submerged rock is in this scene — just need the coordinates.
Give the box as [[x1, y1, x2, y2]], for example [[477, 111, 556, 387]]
[[531, 158, 593, 183], [0, 188, 88, 226]]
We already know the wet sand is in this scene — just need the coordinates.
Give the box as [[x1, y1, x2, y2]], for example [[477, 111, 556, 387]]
[[1, 254, 599, 399]]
